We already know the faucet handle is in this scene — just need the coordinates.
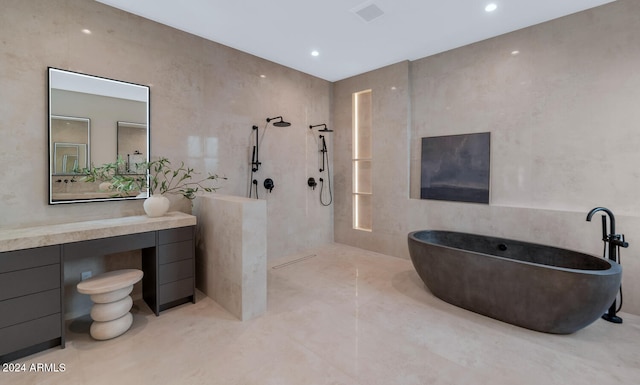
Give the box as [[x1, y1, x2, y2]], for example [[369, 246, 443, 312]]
[[611, 234, 629, 248]]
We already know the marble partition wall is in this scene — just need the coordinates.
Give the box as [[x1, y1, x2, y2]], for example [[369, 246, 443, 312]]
[[333, 0, 640, 316], [194, 195, 267, 321]]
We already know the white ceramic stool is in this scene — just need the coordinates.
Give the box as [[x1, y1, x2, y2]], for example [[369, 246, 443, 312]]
[[77, 269, 144, 340]]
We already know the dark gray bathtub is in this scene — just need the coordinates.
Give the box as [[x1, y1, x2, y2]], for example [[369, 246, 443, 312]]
[[408, 230, 622, 334]]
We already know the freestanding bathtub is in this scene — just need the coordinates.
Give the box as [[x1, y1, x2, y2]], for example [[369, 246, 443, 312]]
[[408, 230, 622, 334]]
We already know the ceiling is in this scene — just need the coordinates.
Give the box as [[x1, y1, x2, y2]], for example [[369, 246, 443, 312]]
[[95, 0, 615, 82]]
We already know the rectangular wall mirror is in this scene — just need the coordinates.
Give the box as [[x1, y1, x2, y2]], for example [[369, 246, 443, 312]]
[[48, 67, 150, 204]]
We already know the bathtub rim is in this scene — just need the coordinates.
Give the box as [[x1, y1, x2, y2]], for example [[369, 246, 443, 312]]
[[408, 229, 621, 276]]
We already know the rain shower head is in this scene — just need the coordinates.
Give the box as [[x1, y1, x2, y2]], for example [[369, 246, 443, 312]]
[[309, 123, 333, 132], [266, 116, 291, 127]]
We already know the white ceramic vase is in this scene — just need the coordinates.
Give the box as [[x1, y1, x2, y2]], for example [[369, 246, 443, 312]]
[[143, 194, 170, 217]]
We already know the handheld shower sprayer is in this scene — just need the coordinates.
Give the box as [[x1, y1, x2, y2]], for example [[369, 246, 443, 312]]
[[248, 125, 262, 199], [251, 125, 261, 172], [309, 123, 333, 206], [266, 116, 291, 127], [319, 135, 327, 172]]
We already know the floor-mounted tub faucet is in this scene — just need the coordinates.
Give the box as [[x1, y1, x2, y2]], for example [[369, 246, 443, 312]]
[[586, 207, 629, 324]]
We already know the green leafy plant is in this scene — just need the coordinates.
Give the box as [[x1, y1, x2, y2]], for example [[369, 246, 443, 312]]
[[82, 156, 225, 199], [147, 157, 225, 199]]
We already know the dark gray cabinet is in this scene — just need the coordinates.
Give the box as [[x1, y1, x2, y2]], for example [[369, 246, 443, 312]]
[[158, 227, 195, 312], [0, 245, 62, 362], [0, 225, 195, 363]]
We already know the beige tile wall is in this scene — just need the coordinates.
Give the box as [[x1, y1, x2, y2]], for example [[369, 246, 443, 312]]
[[0, 0, 332, 317], [333, 0, 640, 315], [4, 0, 639, 318]]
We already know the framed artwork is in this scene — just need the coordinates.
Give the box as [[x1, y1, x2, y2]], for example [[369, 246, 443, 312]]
[[420, 132, 490, 204]]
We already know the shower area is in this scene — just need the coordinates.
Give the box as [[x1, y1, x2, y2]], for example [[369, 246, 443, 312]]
[[240, 113, 334, 260], [248, 116, 291, 199], [193, 110, 334, 320]]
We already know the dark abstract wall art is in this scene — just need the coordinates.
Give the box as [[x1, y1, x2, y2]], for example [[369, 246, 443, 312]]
[[420, 132, 490, 204]]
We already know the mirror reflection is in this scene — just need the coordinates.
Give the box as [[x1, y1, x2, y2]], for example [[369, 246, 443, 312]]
[[51, 116, 90, 175], [54, 143, 86, 174], [48, 67, 150, 204], [117, 121, 147, 175]]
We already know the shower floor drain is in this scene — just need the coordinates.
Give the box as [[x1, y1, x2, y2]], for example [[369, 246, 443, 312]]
[[271, 254, 317, 270]]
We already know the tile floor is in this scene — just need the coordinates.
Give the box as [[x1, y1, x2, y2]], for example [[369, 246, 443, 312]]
[[3, 243, 639, 384]]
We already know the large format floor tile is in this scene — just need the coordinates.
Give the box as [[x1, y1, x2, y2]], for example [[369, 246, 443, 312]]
[[3, 243, 639, 384]]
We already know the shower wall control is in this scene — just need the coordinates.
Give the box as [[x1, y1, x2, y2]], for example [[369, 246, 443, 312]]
[[308, 177, 317, 190], [264, 178, 274, 193]]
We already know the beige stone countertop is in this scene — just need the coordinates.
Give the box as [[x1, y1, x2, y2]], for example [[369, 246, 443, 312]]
[[0, 212, 196, 253]]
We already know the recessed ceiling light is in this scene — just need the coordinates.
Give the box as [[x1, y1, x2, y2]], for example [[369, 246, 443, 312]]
[[81, 28, 92, 34], [311, 50, 319, 57], [511, 50, 520, 56], [485, 3, 497, 12], [260, 74, 266, 78]]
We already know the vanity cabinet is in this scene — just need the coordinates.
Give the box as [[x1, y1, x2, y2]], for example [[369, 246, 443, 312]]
[[0, 212, 196, 363], [0, 245, 62, 361], [142, 226, 196, 314], [158, 227, 195, 311]]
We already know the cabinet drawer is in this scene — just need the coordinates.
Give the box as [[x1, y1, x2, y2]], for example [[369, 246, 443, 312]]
[[159, 240, 193, 264], [64, 232, 155, 259], [158, 226, 193, 245], [159, 278, 193, 304], [0, 246, 60, 274], [0, 289, 60, 329], [0, 313, 61, 356], [0, 264, 60, 301], [159, 259, 193, 284]]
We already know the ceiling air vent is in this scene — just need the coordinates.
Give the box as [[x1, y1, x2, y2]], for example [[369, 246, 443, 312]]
[[352, 2, 385, 23]]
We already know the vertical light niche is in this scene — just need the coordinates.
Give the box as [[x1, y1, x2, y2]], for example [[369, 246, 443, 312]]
[[353, 89, 372, 231]]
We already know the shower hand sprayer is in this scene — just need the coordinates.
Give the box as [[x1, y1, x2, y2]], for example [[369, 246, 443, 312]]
[[309, 124, 333, 206], [251, 125, 260, 172], [586, 207, 629, 324]]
